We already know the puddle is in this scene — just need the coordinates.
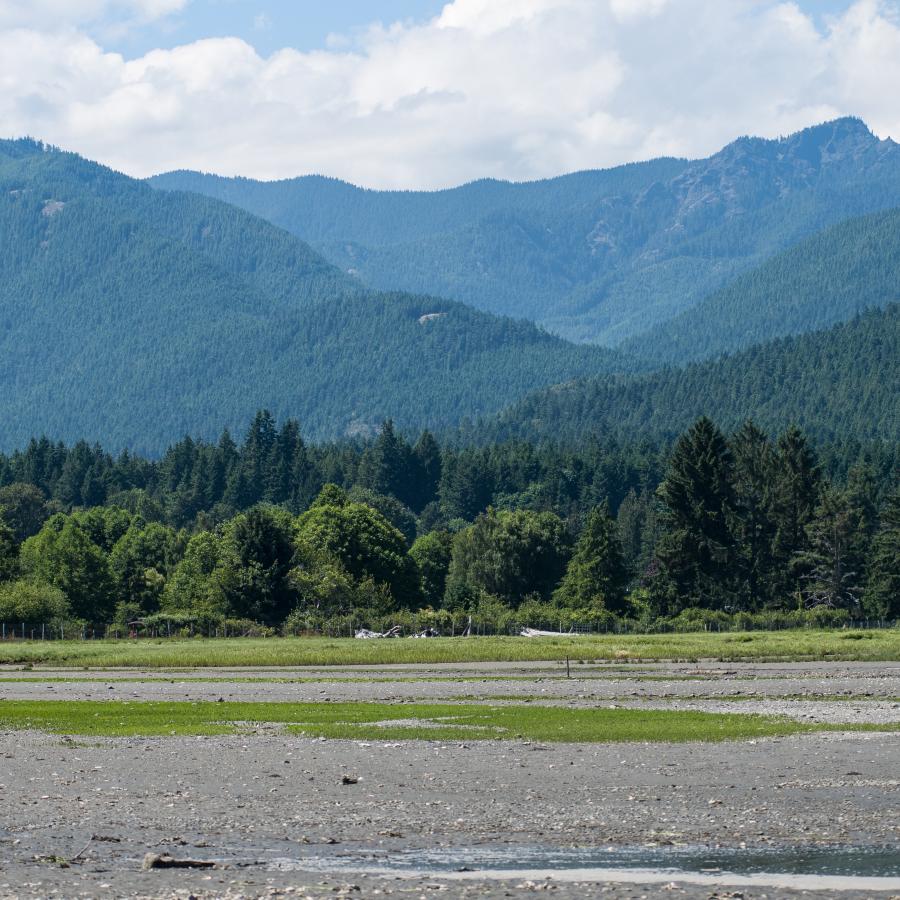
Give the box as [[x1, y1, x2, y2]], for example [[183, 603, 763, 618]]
[[271, 844, 900, 892]]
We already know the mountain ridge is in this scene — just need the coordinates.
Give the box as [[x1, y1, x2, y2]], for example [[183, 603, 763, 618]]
[[150, 117, 900, 346], [0, 139, 631, 455], [473, 304, 900, 446]]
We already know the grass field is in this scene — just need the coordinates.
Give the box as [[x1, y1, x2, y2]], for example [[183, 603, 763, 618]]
[[1, 698, 885, 742], [0, 630, 897, 668]]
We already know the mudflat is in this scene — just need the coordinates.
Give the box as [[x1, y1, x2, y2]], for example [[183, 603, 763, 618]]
[[0, 660, 898, 899]]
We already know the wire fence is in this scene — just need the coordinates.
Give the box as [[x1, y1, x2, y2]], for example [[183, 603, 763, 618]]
[[0, 617, 896, 641]]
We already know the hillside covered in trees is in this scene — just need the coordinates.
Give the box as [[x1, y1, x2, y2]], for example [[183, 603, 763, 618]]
[[152, 118, 900, 346], [625, 207, 900, 363], [0, 416, 896, 635], [0, 139, 630, 454], [480, 306, 900, 446]]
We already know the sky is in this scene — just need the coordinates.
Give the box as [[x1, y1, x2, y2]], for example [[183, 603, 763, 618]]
[[1, 0, 898, 188]]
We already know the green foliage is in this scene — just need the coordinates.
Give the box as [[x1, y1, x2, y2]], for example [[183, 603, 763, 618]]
[[109, 522, 177, 615], [296, 489, 422, 608], [216, 507, 297, 626], [445, 508, 571, 608], [162, 531, 226, 623], [20, 517, 115, 623], [795, 487, 870, 611], [554, 505, 630, 613], [346, 486, 417, 546], [652, 418, 738, 612], [0, 579, 69, 624], [0, 483, 49, 543], [410, 530, 454, 608], [865, 489, 900, 618], [0, 520, 18, 583], [0, 413, 894, 631]]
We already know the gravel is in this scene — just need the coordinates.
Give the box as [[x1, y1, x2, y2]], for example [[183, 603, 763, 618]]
[[0, 660, 898, 899]]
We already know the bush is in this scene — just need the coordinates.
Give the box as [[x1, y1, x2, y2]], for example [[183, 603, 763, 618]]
[[0, 579, 70, 624]]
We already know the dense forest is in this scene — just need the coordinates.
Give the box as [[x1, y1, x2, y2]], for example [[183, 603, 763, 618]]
[[625, 207, 900, 363], [152, 118, 900, 346], [0, 415, 896, 635], [480, 306, 900, 445], [0, 138, 629, 453]]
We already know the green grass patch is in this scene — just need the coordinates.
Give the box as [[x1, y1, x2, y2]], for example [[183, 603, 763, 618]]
[[0, 699, 894, 742], [0, 630, 897, 669]]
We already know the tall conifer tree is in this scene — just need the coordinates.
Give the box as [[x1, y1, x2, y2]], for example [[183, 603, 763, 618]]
[[554, 504, 630, 613]]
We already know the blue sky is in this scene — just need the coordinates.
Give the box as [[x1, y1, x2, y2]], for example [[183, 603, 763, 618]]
[[105, 1, 449, 58], [101, 0, 856, 58], [2, 1, 897, 187]]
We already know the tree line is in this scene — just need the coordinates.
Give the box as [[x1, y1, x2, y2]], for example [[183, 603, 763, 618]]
[[0, 415, 896, 633]]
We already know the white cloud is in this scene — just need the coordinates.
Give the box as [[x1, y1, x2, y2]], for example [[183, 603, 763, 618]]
[[1, 0, 899, 187], [0, 0, 187, 29]]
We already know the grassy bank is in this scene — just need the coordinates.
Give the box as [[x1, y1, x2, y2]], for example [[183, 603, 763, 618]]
[[0, 698, 880, 742], [0, 630, 897, 669]]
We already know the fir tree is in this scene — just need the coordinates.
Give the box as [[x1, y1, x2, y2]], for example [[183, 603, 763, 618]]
[[653, 417, 737, 611], [795, 487, 868, 610], [730, 421, 778, 610], [554, 504, 630, 613], [771, 426, 821, 600], [864, 487, 900, 619]]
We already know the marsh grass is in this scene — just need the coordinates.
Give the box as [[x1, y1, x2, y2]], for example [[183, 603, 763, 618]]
[[0, 699, 895, 743], [0, 630, 897, 668]]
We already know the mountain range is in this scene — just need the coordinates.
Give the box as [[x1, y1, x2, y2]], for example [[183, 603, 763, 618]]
[[2, 117, 899, 453], [0, 138, 628, 454], [152, 117, 900, 349]]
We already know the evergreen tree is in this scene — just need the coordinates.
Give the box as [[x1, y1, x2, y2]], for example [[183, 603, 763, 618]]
[[795, 487, 868, 610], [616, 488, 663, 579], [358, 420, 413, 506], [652, 417, 737, 611], [410, 430, 442, 512], [0, 483, 48, 542], [864, 487, 900, 618], [730, 421, 778, 610], [438, 452, 492, 521], [771, 426, 821, 597], [554, 504, 630, 613]]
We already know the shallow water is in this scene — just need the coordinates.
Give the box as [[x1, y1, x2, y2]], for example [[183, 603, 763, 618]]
[[272, 844, 900, 891]]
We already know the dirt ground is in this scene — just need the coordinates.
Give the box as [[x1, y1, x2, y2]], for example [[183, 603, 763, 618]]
[[0, 661, 898, 899]]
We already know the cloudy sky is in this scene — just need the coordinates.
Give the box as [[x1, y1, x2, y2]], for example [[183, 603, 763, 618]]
[[1, 0, 898, 187]]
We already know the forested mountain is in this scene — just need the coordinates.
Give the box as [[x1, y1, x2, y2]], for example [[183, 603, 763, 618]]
[[624, 207, 900, 363], [0, 139, 630, 454], [479, 306, 900, 445], [151, 118, 900, 345]]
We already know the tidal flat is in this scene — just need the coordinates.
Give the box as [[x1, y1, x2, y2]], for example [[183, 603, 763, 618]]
[[0, 659, 898, 899]]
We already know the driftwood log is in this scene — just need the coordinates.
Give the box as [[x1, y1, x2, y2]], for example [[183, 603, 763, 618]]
[[142, 853, 216, 870]]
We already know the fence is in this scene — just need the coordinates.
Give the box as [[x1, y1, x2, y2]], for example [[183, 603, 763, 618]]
[[1, 617, 897, 640]]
